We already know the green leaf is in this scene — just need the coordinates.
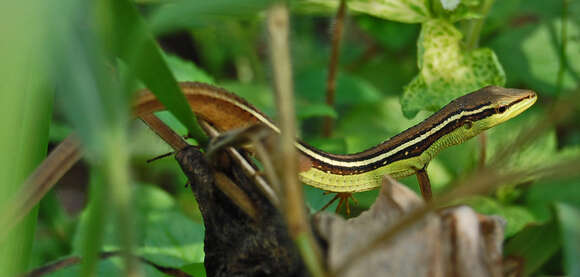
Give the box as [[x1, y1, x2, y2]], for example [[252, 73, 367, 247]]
[[490, 17, 580, 95], [504, 220, 561, 276], [73, 185, 205, 268], [555, 203, 580, 277], [164, 54, 215, 84], [44, 257, 170, 277], [148, 0, 270, 35], [180, 262, 207, 277], [486, 110, 557, 173], [485, 109, 580, 208], [526, 178, 580, 224], [298, 0, 432, 23], [335, 97, 428, 153], [520, 19, 580, 94], [304, 137, 348, 154], [462, 196, 537, 237], [401, 19, 506, 118], [435, 0, 483, 22], [296, 104, 337, 120], [219, 82, 276, 117], [356, 17, 420, 51], [100, 0, 208, 145], [294, 69, 382, 106]]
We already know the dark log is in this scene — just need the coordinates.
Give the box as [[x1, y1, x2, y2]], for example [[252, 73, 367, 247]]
[[175, 146, 307, 277]]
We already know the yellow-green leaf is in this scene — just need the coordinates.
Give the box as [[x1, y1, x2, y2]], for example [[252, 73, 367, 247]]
[[298, 0, 432, 23], [401, 19, 506, 118]]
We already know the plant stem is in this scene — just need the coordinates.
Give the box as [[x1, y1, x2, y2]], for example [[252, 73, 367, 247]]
[[0, 136, 81, 241], [105, 129, 140, 277], [80, 170, 108, 277], [555, 0, 569, 97], [464, 0, 496, 50], [323, 0, 347, 138], [478, 132, 487, 168], [267, 3, 326, 277], [462, 0, 496, 171]]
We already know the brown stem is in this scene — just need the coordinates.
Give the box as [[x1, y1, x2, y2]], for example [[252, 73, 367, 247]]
[[323, 0, 347, 138], [214, 172, 260, 220], [140, 113, 189, 151], [0, 135, 82, 241], [416, 168, 432, 201]]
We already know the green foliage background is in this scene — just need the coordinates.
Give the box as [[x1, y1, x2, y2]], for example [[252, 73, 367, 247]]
[[2, 0, 579, 276]]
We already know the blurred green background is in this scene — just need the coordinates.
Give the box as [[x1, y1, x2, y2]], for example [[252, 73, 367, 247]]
[[1, 0, 579, 276]]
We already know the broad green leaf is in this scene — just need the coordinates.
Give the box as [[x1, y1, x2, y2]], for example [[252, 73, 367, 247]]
[[335, 97, 428, 152], [180, 262, 207, 277], [504, 220, 561, 276], [294, 69, 382, 106], [462, 196, 537, 237], [520, 18, 580, 94], [298, 0, 432, 23], [526, 178, 580, 223], [141, 54, 214, 144], [44, 257, 170, 277], [356, 17, 420, 51], [485, 109, 580, 205], [304, 137, 348, 154], [100, 0, 208, 145], [491, 17, 580, 95], [148, 0, 270, 35], [401, 19, 506, 118], [73, 185, 205, 268], [486, 111, 557, 174], [434, 137, 478, 178], [555, 203, 580, 277], [219, 82, 276, 117], [296, 103, 338, 120], [164, 54, 215, 84]]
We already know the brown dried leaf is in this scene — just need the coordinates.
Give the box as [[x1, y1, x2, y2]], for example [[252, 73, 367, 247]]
[[314, 176, 505, 277]]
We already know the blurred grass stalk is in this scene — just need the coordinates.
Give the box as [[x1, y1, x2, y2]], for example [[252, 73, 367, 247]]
[[267, 3, 326, 277], [0, 1, 53, 275], [46, 0, 141, 275]]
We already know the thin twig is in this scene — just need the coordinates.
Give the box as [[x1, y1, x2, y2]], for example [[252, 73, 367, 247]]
[[214, 172, 260, 220], [0, 135, 82, 241], [200, 121, 280, 207], [323, 0, 347, 138], [140, 113, 189, 151], [267, 3, 326, 277], [251, 138, 283, 196]]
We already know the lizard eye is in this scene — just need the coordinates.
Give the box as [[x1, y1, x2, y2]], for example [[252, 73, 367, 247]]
[[464, 120, 473, 129], [497, 106, 507, 113]]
